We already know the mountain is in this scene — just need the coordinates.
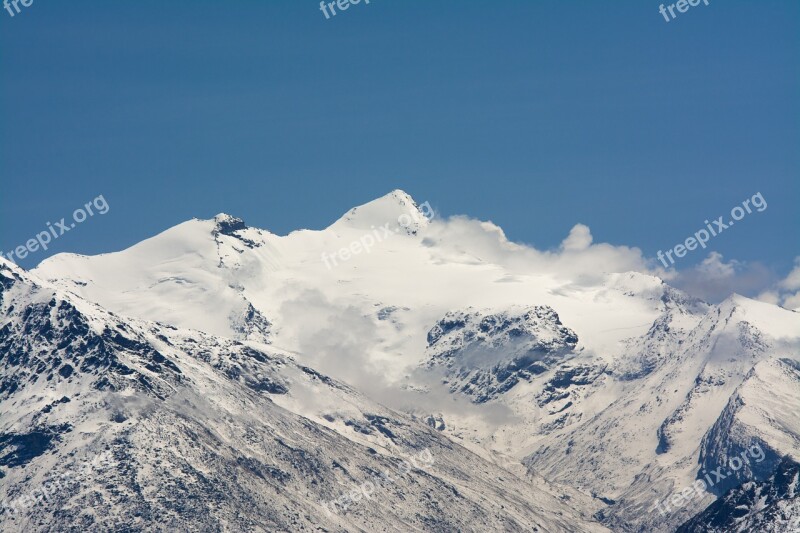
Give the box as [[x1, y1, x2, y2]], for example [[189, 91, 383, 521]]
[[22, 190, 800, 531], [0, 258, 608, 532]]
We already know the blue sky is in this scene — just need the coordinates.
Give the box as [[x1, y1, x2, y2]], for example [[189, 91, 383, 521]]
[[1, 1, 798, 292]]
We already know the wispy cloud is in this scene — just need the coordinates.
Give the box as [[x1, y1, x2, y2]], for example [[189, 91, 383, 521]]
[[757, 256, 800, 310], [667, 252, 775, 304]]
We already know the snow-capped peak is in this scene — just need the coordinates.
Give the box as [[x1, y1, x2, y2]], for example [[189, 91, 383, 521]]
[[711, 292, 800, 339], [329, 189, 433, 233]]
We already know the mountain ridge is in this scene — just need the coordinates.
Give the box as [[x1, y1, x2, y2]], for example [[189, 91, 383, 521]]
[[18, 191, 800, 532]]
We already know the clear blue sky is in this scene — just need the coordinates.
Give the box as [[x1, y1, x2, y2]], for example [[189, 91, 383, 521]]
[[1, 1, 798, 281]]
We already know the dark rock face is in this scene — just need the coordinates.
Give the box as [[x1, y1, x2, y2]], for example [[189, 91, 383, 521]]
[[425, 306, 578, 403], [212, 215, 247, 236], [0, 286, 183, 403], [536, 364, 607, 407], [211, 214, 262, 251], [0, 426, 72, 468], [230, 302, 272, 343]]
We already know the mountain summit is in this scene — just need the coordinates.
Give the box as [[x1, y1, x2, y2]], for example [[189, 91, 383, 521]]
[[330, 189, 434, 233]]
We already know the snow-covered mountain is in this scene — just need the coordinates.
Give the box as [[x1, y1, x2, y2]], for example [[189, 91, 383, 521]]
[[0, 258, 608, 532], [13, 190, 800, 531]]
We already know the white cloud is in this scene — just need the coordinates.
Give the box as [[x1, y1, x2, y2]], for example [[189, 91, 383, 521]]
[[275, 287, 518, 430], [783, 292, 800, 311], [771, 257, 800, 309], [421, 216, 795, 307], [697, 252, 738, 278], [560, 224, 593, 251], [671, 254, 800, 309], [778, 258, 800, 291], [755, 290, 781, 306], [668, 252, 774, 304], [423, 217, 650, 281]]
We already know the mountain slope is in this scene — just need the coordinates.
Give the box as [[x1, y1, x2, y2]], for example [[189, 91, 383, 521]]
[[524, 295, 800, 532]]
